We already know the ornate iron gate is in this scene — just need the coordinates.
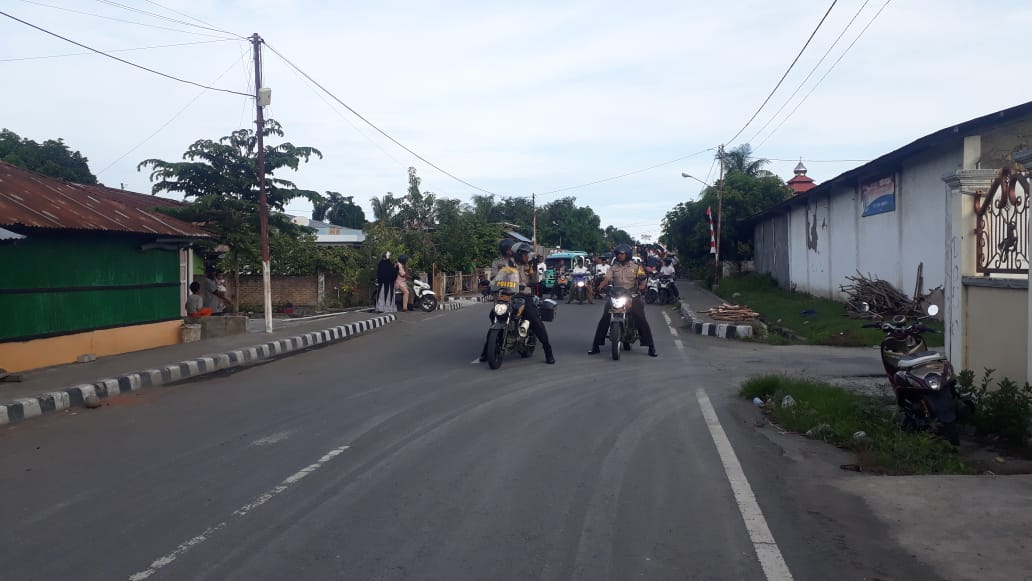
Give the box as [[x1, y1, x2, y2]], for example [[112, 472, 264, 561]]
[[974, 162, 1029, 275]]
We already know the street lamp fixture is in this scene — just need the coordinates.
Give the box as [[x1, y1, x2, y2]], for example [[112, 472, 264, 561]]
[[680, 173, 711, 188]]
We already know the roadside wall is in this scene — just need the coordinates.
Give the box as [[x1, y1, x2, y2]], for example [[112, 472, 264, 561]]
[[965, 281, 1028, 382], [231, 274, 349, 308]]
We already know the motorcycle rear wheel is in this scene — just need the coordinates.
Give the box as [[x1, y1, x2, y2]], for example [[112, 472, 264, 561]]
[[644, 289, 658, 304], [419, 295, 438, 312], [610, 322, 622, 360], [658, 289, 671, 305], [486, 328, 506, 370]]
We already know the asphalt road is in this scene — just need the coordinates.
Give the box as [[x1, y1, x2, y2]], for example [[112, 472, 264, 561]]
[[0, 301, 942, 581]]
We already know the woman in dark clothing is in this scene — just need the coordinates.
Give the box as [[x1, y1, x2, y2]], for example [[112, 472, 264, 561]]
[[375, 252, 398, 313]]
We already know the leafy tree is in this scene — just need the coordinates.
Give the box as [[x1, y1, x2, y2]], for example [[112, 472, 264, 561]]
[[370, 193, 400, 224], [0, 128, 98, 184], [722, 143, 773, 178], [661, 171, 790, 275], [313, 191, 365, 228], [538, 197, 605, 252], [603, 225, 634, 247], [138, 120, 324, 309]]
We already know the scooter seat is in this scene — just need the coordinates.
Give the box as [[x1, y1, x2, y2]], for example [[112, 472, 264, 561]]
[[897, 351, 946, 370]]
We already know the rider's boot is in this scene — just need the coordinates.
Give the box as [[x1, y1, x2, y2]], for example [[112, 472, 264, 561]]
[[587, 345, 600, 355], [544, 344, 555, 364], [648, 345, 658, 357]]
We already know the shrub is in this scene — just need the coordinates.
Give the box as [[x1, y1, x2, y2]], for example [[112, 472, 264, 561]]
[[958, 368, 1032, 448]]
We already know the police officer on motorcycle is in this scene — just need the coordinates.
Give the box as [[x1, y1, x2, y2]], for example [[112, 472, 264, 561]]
[[588, 243, 657, 357], [510, 242, 555, 364], [480, 240, 555, 364]]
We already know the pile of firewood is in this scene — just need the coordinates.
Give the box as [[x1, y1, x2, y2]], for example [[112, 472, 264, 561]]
[[840, 272, 919, 318], [704, 303, 759, 321]]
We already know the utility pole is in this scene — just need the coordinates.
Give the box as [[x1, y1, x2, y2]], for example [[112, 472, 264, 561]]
[[252, 33, 273, 333], [531, 192, 537, 253], [715, 144, 725, 285]]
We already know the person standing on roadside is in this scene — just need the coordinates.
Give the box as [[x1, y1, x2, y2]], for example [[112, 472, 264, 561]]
[[375, 251, 397, 313], [202, 266, 230, 315], [395, 254, 411, 312]]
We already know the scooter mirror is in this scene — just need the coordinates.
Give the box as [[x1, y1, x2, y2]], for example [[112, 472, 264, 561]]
[[859, 301, 870, 313], [926, 304, 939, 317]]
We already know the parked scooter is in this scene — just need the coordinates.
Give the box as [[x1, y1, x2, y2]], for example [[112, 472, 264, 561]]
[[397, 277, 439, 312], [606, 286, 641, 361], [860, 302, 973, 445]]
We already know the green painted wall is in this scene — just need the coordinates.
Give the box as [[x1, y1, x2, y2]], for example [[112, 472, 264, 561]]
[[0, 231, 181, 341]]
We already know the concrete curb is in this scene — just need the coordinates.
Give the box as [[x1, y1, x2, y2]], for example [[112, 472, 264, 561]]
[[0, 314, 397, 427], [678, 302, 753, 339]]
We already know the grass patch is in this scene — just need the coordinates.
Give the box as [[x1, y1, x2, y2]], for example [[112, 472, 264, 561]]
[[742, 375, 969, 474], [716, 273, 943, 347]]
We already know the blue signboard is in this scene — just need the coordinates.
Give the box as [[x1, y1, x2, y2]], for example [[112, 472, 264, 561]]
[[861, 176, 895, 217]]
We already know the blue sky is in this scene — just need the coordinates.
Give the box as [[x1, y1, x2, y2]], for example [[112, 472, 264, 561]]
[[3, 0, 1031, 241]]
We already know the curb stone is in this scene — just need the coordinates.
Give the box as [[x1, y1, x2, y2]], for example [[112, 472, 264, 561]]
[[678, 302, 753, 339], [0, 314, 396, 427]]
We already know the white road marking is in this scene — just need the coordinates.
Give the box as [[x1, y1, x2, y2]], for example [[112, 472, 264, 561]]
[[250, 430, 292, 446], [661, 311, 672, 325], [696, 389, 793, 581], [674, 338, 684, 351], [128, 444, 351, 581]]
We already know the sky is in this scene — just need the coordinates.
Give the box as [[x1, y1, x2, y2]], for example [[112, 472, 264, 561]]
[[3, 0, 1032, 243]]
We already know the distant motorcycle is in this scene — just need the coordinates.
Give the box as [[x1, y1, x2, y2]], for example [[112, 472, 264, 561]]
[[569, 272, 591, 303], [606, 286, 640, 361], [644, 275, 660, 304], [397, 277, 439, 312], [861, 303, 973, 445], [552, 274, 570, 300]]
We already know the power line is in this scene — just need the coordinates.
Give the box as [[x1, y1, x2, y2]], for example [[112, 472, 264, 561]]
[[766, 157, 871, 163], [747, 0, 871, 145], [0, 10, 253, 97], [0, 38, 238, 62], [16, 0, 238, 39], [263, 40, 501, 196], [93, 0, 245, 38], [756, 0, 893, 150], [141, 0, 225, 30], [96, 54, 247, 176], [725, 0, 838, 146], [537, 148, 716, 197]]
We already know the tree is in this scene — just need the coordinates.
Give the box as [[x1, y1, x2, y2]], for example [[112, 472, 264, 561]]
[[0, 128, 98, 184], [661, 171, 790, 276], [138, 120, 324, 309], [603, 225, 634, 247], [538, 197, 605, 252], [722, 143, 773, 178], [313, 191, 365, 228], [370, 193, 400, 224]]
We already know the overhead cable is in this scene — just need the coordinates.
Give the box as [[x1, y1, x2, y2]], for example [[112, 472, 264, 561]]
[[93, 0, 245, 38], [263, 41, 501, 196], [537, 148, 716, 197], [756, 0, 893, 150], [725, 0, 838, 146], [0, 38, 239, 63], [17, 0, 238, 39], [0, 10, 253, 97], [747, 0, 871, 145]]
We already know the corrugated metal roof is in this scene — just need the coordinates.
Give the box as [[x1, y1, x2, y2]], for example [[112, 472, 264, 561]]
[[0, 225, 26, 240], [0, 161, 212, 238]]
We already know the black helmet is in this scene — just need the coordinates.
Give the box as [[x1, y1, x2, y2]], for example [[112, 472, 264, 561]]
[[512, 242, 532, 255], [499, 239, 515, 255], [397, 254, 410, 264], [614, 243, 632, 257]]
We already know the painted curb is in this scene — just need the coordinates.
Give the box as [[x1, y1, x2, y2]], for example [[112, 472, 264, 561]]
[[0, 314, 396, 427], [678, 303, 753, 339]]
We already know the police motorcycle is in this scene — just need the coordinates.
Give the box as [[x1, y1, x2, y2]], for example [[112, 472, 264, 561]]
[[606, 286, 641, 361], [484, 267, 554, 370]]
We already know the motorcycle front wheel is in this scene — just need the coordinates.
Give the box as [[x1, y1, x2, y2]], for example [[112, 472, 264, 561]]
[[658, 289, 671, 305], [644, 289, 658, 304], [486, 328, 506, 370], [610, 321, 622, 360], [419, 295, 438, 312]]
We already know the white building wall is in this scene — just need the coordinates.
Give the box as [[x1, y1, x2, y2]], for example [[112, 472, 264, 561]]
[[828, 184, 859, 300], [804, 194, 833, 298], [897, 150, 962, 294], [787, 204, 809, 292], [856, 173, 904, 292]]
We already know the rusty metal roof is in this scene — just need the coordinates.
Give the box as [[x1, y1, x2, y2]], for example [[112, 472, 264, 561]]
[[0, 161, 212, 238]]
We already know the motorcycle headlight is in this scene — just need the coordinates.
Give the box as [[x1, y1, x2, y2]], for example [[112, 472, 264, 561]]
[[494, 303, 509, 316], [925, 373, 942, 391], [610, 296, 627, 308], [577, 281, 585, 287]]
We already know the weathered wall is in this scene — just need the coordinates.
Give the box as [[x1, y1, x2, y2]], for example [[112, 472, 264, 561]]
[[828, 183, 859, 300], [965, 282, 1028, 382], [0, 320, 183, 372], [231, 274, 349, 308], [979, 116, 1032, 167], [897, 148, 962, 294]]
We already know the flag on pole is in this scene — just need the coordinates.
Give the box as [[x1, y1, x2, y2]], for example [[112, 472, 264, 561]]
[[706, 206, 716, 255]]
